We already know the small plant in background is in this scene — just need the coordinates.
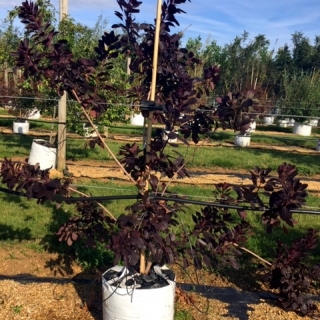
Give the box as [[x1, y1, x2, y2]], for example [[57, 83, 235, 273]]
[[12, 305, 23, 314], [214, 90, 256, 135]]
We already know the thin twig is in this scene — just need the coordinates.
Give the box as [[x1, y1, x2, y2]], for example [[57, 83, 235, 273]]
[[70, 90, 136, 185], [69, 186, 116, 221], [233, 243, 272, 266]]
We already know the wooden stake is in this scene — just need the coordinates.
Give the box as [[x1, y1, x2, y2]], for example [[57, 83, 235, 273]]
[[57, 0, 68, 172], [140, 0, 162, 275], [145, 0, 162, 162], [140, 248, 146, 274]]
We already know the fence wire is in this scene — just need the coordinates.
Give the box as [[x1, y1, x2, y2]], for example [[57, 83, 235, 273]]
[[0, 186, 319, 216]]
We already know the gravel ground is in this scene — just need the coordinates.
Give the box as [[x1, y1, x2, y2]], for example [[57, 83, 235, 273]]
[[0, 247, 319, 320]]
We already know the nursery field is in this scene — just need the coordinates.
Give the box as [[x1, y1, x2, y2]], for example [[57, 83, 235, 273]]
[[0, 121, 320, 320], [3, 0, 320, 317]]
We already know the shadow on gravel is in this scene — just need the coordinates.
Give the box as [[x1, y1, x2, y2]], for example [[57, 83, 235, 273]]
[[178, 283, 273, 320], [1, 273, 320, 320], [0, 273, 102, 320]]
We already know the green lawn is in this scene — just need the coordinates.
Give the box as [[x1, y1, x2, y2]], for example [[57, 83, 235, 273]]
[[0, 130, 319, 176]]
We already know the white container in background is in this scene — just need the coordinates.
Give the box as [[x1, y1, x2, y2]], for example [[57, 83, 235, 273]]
[[83, 124, 98, 138], [130, 112, 145, 126], [263, 116, 274, 125], [28, 139, 56, 169], [292, 123, 312, 136], [102, 266, 175, 320], [278, 119, 288, 128], [288, 118, 295, 127], [27, 108, 41, 120], [249, 121, 256, 132], [162, 130, 178, 143], [310, 119, 319, 127], [13, 120, 29, 134], [234, 135, 251, 147]]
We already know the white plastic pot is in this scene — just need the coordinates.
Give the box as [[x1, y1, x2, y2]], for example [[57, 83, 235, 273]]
[[83, 124, 98, 138], [292, 123, 312, 136], [278, 120, 288, 128], [102, 266, 175, 320], [162, 130, 178, 143], [263, 116, 274, 125], [234, 135, 251, 147], [310, 119, 319, 127], [13, 120, 29, 134], [130, 113, 145, 126], [27, 108, 41, 120], [249, 121, 256, 132], [288, 118, 295, 127], [28, 139, 56, 169]]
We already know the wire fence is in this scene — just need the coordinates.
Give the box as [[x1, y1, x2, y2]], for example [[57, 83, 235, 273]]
[[1, 95, 320, 112], [72, 183, 320, 211], [0, 185, 320, 216], [0, 95, 132, 107], [0, 95, 319, 146]]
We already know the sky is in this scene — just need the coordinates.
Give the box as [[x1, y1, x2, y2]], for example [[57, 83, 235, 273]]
[[1, 0, 320, 50]]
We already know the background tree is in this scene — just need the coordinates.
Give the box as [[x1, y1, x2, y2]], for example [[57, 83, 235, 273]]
[[291, 31, 313, 72], [219, 32, 271, 94], [58, 15, 109, 60], [0, 18, 22, 66], [185, 36, 223, 103]]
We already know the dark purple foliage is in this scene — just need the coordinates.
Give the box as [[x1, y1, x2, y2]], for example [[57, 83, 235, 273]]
[[262, 163, 307, 233], [57, 201, 115, 247], [0, 158, 70, 203], [12, 1, 119, 109], [5, 0, 320, 316], [263, 229, 320, 315], [108, 197, 182, 268], [215, 91, 255, 134]]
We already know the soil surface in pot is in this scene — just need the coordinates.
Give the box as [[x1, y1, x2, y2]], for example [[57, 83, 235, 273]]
[[14, 119, 28, 123], [34, 139, 56, 148], [104, 267, 175, 289]]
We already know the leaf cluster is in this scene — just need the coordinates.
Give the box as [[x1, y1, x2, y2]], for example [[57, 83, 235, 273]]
[[264, 229, 320, 314], [261, 163, 308, 233], [0, 158, 70, 203], [108, 194, 182, 268], [12, 1, 119, 109], [118, 142, 189, 186], [108, 0, 221, 144], [215, 90, 255, 135], [57, 201, 115, 247]]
